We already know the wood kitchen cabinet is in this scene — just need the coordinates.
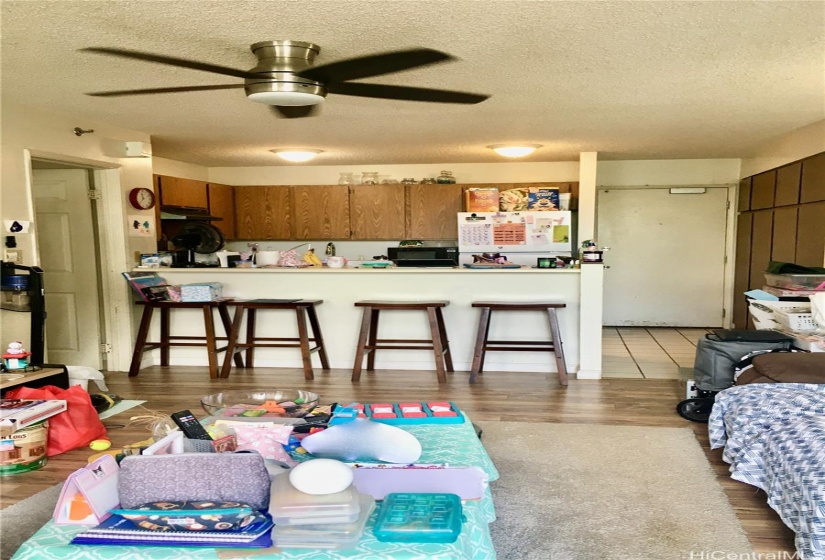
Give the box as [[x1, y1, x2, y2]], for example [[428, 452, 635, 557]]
[[292, 185, 350, 239], [750, 171, 776, 210], [737, 177, 751, 211], [207, 183, 236, 240], [407, 184, 464, 239], [801, 151, 825, 203], [349, 184, 406, 239], [732, 213, 753, 329], [234, 186, 292, 240], [774, 162, 801, 207], [796, 201, 825, 267], [157, 175, 208, 208]]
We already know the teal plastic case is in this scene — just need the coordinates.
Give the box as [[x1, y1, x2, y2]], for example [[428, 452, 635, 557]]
[[329, 402, 465, 426], [372, 493, 464, 543]]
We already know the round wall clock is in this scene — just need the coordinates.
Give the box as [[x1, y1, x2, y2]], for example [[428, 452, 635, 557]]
[[128, 187, 156, 210]]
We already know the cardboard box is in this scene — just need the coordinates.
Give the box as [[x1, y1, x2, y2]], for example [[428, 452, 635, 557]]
[[180, 282, 223, 302], [528, 187, 560, 211], [464, 188, 500, 212]]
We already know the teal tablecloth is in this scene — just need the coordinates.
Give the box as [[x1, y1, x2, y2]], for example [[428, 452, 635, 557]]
[[12, 418, 500, 560]]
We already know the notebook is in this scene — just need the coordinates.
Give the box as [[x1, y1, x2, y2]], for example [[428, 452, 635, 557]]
[[712, 329, 793, 343], [70, 513, 273, 547]]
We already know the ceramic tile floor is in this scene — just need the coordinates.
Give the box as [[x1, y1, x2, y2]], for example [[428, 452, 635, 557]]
[[602, 327, 714, 379]]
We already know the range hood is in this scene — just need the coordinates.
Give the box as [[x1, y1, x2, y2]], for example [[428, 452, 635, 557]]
[[160, 205, 222, 221]]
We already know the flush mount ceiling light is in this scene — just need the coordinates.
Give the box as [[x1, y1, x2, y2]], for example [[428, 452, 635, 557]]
[[488, 144, 543, 158], [270, 149, 323, 162]]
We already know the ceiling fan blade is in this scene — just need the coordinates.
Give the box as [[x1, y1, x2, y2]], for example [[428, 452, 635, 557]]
[[86, 84, 245, 97], [271, 105, 320, 118], [297, 48, 454, 83], [327, 82, 489, 104], [81, 47, 260, 79]]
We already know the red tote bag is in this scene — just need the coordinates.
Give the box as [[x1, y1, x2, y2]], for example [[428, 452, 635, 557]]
[[6, 384, 108, 456]]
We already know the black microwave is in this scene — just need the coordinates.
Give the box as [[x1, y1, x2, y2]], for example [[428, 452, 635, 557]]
[[388, 246, 459, 266]]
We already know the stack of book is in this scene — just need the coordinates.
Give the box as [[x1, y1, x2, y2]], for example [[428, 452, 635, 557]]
[[70, 511, 274, 548]]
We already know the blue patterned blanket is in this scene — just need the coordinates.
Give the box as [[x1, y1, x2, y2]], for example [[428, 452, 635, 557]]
[[709, 383, 825, 560]]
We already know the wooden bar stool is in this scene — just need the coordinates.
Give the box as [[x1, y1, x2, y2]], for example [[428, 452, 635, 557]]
[[220, 299, 330, 380], [352, 300, 453, 383], [470, 301, 568, 386], [128, 300, 241, 379]]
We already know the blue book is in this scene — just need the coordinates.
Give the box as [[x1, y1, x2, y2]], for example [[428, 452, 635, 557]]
[[70, 513, 273, 548]]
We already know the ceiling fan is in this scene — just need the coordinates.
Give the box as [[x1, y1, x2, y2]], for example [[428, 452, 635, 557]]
[[81, 41, 490, 118]]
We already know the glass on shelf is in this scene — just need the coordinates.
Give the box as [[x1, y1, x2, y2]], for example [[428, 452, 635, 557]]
[[419, 178, 436, 184], [360, 172, 379, 185], [437, 171, 456, 184], [401, 178, 417, 185], [338, 172, 355, 185]]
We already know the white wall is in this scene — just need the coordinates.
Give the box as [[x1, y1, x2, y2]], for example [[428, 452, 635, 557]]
[[152, 157, 209, 181], [1, 101, 156, 261], [597, 159, 741, 187], [208, 161, 580, 186], [740, 119, 825, 177]]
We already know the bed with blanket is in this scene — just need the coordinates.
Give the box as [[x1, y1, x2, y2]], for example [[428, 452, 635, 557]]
[[709, 382, 825, 560]]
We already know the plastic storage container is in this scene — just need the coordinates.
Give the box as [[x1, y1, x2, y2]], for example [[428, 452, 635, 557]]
[[773, 307, 817, 332], [373, 493, 463, 543], [748, 300, 813, 330], [272, 494, 375, 550], [764, 273, 825, 291], [268, 473, 361, 525]]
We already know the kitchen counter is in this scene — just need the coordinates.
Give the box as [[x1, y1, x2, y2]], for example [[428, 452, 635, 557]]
[[131, 266, 603, 378]]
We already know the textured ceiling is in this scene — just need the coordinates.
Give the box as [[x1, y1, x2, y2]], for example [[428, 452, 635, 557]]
[[1, 0, 823, 167]]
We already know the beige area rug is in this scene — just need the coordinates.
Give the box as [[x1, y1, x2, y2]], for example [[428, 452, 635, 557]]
[[481, 422, 754, 560]]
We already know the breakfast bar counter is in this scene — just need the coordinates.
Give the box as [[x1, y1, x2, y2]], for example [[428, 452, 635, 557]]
[[131, 266, 604, 378]]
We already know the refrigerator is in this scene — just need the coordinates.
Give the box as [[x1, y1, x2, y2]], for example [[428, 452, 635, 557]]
[[457, 211, 573, 266]]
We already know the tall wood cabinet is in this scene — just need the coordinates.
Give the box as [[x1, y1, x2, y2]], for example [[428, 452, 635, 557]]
[[292, 185, 351, 239], [157, 176, 208, 207], [234, 186, 291, 240], [732, 151, 825, 329], [207, 183, 236, 240]]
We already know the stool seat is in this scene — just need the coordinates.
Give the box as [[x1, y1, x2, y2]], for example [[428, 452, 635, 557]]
[[220, 299, 329, 380], [470, 301, 568, 386], [352, 300, 453, 383], [128, 300, 241, 379]]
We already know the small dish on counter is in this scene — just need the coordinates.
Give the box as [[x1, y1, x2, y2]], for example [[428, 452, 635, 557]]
[[359, 261, 393, 268]]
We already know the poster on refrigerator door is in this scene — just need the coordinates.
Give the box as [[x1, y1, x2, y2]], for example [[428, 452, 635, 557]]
[[458, 211, 571, 252]]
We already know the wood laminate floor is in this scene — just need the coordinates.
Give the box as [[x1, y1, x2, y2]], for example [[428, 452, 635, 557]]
[[0, 327, 796, 556]]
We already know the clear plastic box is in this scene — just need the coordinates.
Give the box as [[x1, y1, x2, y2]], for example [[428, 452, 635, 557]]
[[272, 494, 375, 550], [748, 300, 811, 330], [764, 273, 825, 291], [373, 493, 463, 543], [268, 473, 361, 525]]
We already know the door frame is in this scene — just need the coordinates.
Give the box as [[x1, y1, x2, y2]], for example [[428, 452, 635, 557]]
[[595, 183, 737, 328], [24, 149, 134, 372]]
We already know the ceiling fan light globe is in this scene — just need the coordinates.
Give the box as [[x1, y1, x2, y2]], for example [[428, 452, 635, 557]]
[[247, 91, 325, 106], [488, 144, 542, 158]]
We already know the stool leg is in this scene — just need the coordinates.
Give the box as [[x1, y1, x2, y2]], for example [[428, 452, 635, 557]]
[[129, 305, 155, 377], [427, 307, 447, 383], [352, 306, 372, 381], [307, 304, 330, 370], [435, 307, 454, 372], [218, 303, 244, 368], [547, 308, 569, 386], [295, 306, 314, 381], [202, 305, 219, 379], [470, 307, 491, 384], [159, 307, 171, 366], [221, 305, 246, 378], [245, 308, 258, 368], [365, 308, 380, 371]]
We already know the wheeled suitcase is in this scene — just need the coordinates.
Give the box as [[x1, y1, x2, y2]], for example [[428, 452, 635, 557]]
[[676, 329, 793, 422]]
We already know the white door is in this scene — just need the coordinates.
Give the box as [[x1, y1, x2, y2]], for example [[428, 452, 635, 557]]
[[597, 187, 729, 327], [33, 169, 103, 367]]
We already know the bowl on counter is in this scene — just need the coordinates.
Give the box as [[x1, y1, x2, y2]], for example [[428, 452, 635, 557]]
[[201, 389, 320, 418]]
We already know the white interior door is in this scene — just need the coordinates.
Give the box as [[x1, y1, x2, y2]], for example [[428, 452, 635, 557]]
[[33, 169, 103, 367], [597, 187, 729, 327]]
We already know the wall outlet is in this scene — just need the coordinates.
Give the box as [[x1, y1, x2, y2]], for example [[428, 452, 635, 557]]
[[3, 249, 22, 263]]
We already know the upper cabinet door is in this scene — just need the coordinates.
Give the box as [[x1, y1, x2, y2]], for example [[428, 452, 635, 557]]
[[774, 162, 801, 207], [349, 184, 406, 239], [749, 171, 776, 210], [407, 184, 464, 239], [801, 151, 825, 203], [158, 175, 208, 208], [207, 183, 236, 240], [292, 185, 351, 239], [234, 186, 292, 240]]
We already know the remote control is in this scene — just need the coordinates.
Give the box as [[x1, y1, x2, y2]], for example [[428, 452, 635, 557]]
[[170, 409, 213, 440]]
